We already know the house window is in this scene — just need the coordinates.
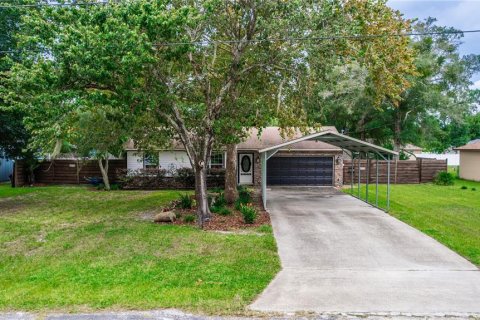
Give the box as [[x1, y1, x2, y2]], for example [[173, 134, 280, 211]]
[[210, 152, 224, 169], [144, 152, 159, 169]]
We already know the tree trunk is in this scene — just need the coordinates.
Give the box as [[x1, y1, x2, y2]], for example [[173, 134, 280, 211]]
[[224, 143, 238, 204], [393, 109, 402, 159], [194, 164, 210, 227], [98, 158, 111, 191], [28, 166, 35, 186]]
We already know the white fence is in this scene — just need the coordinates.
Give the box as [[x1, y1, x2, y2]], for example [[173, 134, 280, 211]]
[[417, 153, 459, 166]]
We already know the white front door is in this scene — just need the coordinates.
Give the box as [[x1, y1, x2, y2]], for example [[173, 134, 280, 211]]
[[238, 153, 254, 185]]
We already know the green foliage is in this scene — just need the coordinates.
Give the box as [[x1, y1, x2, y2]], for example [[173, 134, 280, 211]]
[[434, 171, 455, 186], [312, 18, 479, 152], [183, 214, 195, 223], [178, 193, 193, 209], [240, 204, 257, 224], [237, 186, 252, 204], [213, 192, 227, 208], [461, 186, 468, 190], [472, 188, 477, 191], [2, 0, 418, 221], [217, 207, 231, 216], [210, 192, 231, 215]]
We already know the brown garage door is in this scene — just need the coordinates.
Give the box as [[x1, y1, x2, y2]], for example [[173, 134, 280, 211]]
[[267, 157, 333, 186]]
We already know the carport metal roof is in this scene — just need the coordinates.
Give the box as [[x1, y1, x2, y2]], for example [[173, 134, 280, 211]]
[[259, 130, 398, 157], [259, 130, 397, 212]]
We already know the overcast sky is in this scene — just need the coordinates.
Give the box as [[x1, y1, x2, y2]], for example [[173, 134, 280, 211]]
[[388, 0, 480, 87]]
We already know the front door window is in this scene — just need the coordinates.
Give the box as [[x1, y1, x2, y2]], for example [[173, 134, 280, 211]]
[[238, 153, 253, 185]]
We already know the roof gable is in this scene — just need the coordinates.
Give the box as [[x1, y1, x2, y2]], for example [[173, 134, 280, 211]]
[[237, 126, 341, 151], [455, 139, 480, 150]]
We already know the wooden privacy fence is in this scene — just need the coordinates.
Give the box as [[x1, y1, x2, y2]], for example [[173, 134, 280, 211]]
[[343, 159, 447, 184], [13, 159, 126, 187]]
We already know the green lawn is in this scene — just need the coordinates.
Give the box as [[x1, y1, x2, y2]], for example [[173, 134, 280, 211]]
[[345, 179, 480, 266], [0, 184, 279, 314]]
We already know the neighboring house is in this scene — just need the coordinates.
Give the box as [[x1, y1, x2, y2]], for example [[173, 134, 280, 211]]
[[455, 139, 480, 181], [417, 153, 460, 166], [125, 126, 344, 187], [402, 144, 423, 159], [0, 150, 14, 182]]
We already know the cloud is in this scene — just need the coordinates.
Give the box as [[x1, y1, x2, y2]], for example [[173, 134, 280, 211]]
[[472, 80, 480, 89], [388, 0, 480, 82]]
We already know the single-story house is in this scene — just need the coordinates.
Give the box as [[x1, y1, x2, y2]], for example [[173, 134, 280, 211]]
[[455, 139, 480, 181], [125, 126, 345, 187]]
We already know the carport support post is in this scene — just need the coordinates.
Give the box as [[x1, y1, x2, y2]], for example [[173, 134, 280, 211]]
[[357, 154, 361, 199], [375, 155, 379, 207], [350, 153, 354, 195], [366, 154, 369, 204], [387, 155, 391, 212], [261, 152, 267, 209]]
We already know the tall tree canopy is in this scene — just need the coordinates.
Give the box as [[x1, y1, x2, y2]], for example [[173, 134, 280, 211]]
[[2, 0, 416, 225], [315, 18, 480, 153]]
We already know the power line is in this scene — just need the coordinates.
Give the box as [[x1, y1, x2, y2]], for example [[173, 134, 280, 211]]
[[1, 29, 480, 54], [155, 30, 480, 46], [0, 1, 108, 8]]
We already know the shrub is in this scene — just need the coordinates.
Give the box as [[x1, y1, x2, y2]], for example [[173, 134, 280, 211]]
[[434, 171, 455, 186], [217, 207, 231, 216], [214, 192, 227, 207], [174, 168, 195, 188], [240, 203, 257, 224], [461, 186, 468, 190], [234, 198, 243, 211], [210, 187, 223, 194], [472, 188, 477, 191], [116, 168, 167, 189], [110, 184, 120, 190], [183, 214, 195, 223], [178, 193, 193, 209], [237, 185, 252, 203]]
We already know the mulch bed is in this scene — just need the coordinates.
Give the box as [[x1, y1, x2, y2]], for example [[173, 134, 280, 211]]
[[157, 203, 270, 231]]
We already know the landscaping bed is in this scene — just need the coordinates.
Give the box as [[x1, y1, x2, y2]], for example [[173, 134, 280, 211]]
[[155, 187, 270, 230]]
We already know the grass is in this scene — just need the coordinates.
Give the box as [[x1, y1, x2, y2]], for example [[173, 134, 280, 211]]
[[0, 185, 279, 314], [0, 182, 38, 198], [344, 179, 480, 266]]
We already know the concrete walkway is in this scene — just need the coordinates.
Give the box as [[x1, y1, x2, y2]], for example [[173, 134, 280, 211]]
[[250, 187, 480, 314]]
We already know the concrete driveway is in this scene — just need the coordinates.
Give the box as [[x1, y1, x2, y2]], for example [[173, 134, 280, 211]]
[[250, 187, 480, 314]]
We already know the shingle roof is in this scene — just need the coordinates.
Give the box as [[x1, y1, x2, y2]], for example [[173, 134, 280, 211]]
[[403, 144, 423, 151], [237, 126, 341, 151], [125, 126, 341, 151], [455, 139, 480, 150]]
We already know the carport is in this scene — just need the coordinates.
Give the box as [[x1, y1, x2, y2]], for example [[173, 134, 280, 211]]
[[259, 130, 398, 211]]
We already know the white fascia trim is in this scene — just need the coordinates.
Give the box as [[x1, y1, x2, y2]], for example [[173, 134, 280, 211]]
[[258, 130, 398, 156]]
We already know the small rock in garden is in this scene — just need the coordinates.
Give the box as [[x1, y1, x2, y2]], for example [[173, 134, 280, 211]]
[[154, 211, 176, 223]]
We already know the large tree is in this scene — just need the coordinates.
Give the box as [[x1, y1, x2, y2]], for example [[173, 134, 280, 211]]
[[0, 0, 41, 183], [2, 0, 152, 187], [139, 0, 415, 224], [4, 0, 415, 226], [315, 18, 480, 152]]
